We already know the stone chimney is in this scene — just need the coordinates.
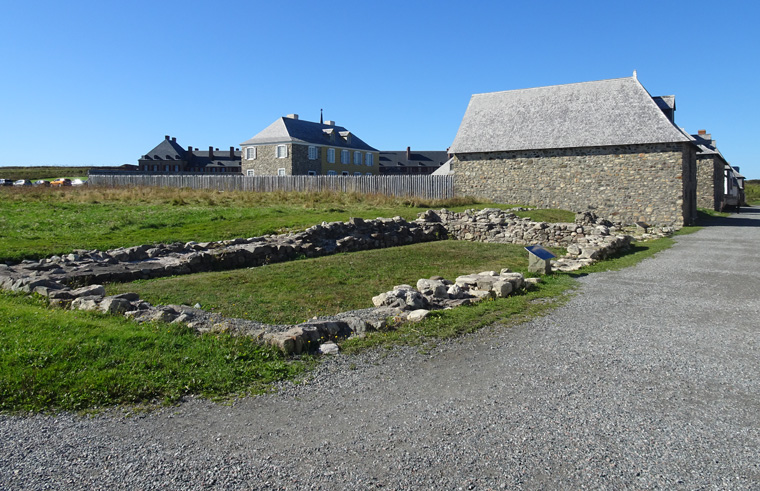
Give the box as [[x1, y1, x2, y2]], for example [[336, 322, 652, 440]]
[[187, 146, 193, 156], [286, 114, 299, 120], [208, 146, 214, 160], [171, 137, 177, 143], [325, 120, 335, 126], [698, 129, 706, 135], [229, 146, 235, 158], [406, 146, 411, 160], [165, 135, 170, 141]]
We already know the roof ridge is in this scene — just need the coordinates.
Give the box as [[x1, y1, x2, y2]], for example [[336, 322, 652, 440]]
[[471, 75, 636, 97]]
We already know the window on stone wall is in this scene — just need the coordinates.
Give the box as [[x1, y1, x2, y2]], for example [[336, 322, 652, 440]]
[[327, 170, 337, 175], [245, 147, 256, 159], [308, 146, 318, 160], [354, 151, 362, 165], [246, 169, 255, 176], [277, 168, 286, 176], [341, 171, 349, 176], [276, 145, 288, 158], [327, 148, 335, 163], [365, 153, 374, 166], [307, 170, 316, 176], [341, 149, 349, 164]]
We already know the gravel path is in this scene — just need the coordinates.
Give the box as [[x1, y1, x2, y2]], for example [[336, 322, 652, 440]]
[[2, 209, 759, 489]]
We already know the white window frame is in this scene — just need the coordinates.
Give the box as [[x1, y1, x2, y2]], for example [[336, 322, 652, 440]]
[[327, 148, 335, 163], [276, 145, 288, 159], [277, 168, 286, 176], [307, 170, 317, 176], [308, 145, 318, 160], [245, 147, 256, 159], [354, 151, 362, 165], [246, 169, 255, 176], [365, 153, 374, 166], [327, 170, 337, 176], [341, 149, 349, 164]]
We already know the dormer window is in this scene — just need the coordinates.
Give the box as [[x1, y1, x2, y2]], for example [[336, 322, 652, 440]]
[[323, 128, 335, 142], [339, 131, 351, 144]]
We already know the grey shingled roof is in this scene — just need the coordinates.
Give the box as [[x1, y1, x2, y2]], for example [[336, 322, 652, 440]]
[[379, 150, 449, 169], [449, 76, 689, 154], [142, 138, 186, 160], [241, 117, 378, 152]]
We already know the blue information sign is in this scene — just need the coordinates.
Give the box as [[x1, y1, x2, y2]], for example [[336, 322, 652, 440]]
[[525, 245, 555, 260]]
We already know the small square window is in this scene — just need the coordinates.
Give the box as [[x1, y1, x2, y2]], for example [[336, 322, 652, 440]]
[[341, 171, 349, 176], [366, 172, 372, 176], [353, 172, 362, 176], [307, 170, 316, 176], [246, 169, 255, 176], [277, 168, 286, 176], [327, 170, 337, 176]]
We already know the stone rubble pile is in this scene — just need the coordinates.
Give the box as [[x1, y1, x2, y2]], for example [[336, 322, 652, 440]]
[[0, 206, 668, 354]]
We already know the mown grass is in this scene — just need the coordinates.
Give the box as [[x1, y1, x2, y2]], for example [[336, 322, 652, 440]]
[[0, 186, 572, 263], [107, 241, 559, 325], [0, 292, 310, 413]]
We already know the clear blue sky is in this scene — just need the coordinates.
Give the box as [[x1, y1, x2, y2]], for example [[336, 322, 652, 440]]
[[1, 0, 758, 178]]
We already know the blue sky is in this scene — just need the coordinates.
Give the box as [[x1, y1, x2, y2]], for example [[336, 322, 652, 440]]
[[1, 0, 758, 178]]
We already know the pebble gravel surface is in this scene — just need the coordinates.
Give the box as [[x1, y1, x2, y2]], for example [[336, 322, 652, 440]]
[[2, 209, 759, 489]]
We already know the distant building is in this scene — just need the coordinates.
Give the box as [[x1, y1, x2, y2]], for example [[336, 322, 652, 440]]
[[379, 148, 450, 175], [138, 136, 241, 174], [239, 114, 379, 176], [448, 73, 698, 227]]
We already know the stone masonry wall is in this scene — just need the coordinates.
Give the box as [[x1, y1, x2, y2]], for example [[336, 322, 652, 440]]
[[696, 155, 724, 211], [452, 142, 695, 227], [241, 144, 292, 176]]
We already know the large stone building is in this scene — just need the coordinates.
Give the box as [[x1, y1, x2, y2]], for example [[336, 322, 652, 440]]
[[691, 129, 739, 211], [379, 148, 450, 175], [448, 74, 698, 227], [240, 115, 379, 176], [138, 136, 241, 174]]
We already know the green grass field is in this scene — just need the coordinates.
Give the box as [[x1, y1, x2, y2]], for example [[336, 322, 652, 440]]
[[0, 186, 677, 413], [0, 186, 573, 262], [744, 180, 760, 205], [0, 166, 91, 181]]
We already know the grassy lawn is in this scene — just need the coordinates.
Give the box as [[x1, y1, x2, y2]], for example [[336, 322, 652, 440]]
[[0, 186, 573, 262], [1, 187, 683, 413], [0, 166, 91, 181], [0, 292, 309, 413], [107, 241, 554, 325], [744, 180, 759, 205]]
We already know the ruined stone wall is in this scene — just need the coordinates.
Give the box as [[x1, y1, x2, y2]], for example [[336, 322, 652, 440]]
[[451, 142, 694, 227]]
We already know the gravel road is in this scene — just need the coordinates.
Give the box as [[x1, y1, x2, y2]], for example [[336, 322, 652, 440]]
[[2, 209, 759, 489]]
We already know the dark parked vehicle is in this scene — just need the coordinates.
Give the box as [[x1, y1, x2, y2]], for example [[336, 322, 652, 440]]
[[0, 179, 14, 186]]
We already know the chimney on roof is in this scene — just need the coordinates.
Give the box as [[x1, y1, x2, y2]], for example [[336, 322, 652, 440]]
[[698, 129, 706, 135], [171, 137, 176, 143], [187, 146, 193, 157], [325, 120, 335, 126], [229, 146, 235, 158], [406, 146, 411, 160], [286, 114, 299, 120], [208, 146, 214, 160]]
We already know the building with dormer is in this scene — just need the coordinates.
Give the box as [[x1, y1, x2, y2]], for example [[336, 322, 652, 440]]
[[239, 114, 379, 176]]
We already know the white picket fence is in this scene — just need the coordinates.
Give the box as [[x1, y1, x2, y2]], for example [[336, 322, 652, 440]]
[[87, 173, 455, 200]]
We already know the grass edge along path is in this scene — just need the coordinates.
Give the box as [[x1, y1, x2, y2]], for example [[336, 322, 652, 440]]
[[0, 229, 692, 414]]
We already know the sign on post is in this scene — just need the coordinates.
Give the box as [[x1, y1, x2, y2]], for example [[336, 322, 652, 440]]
[[525, 245, 555, 274]]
